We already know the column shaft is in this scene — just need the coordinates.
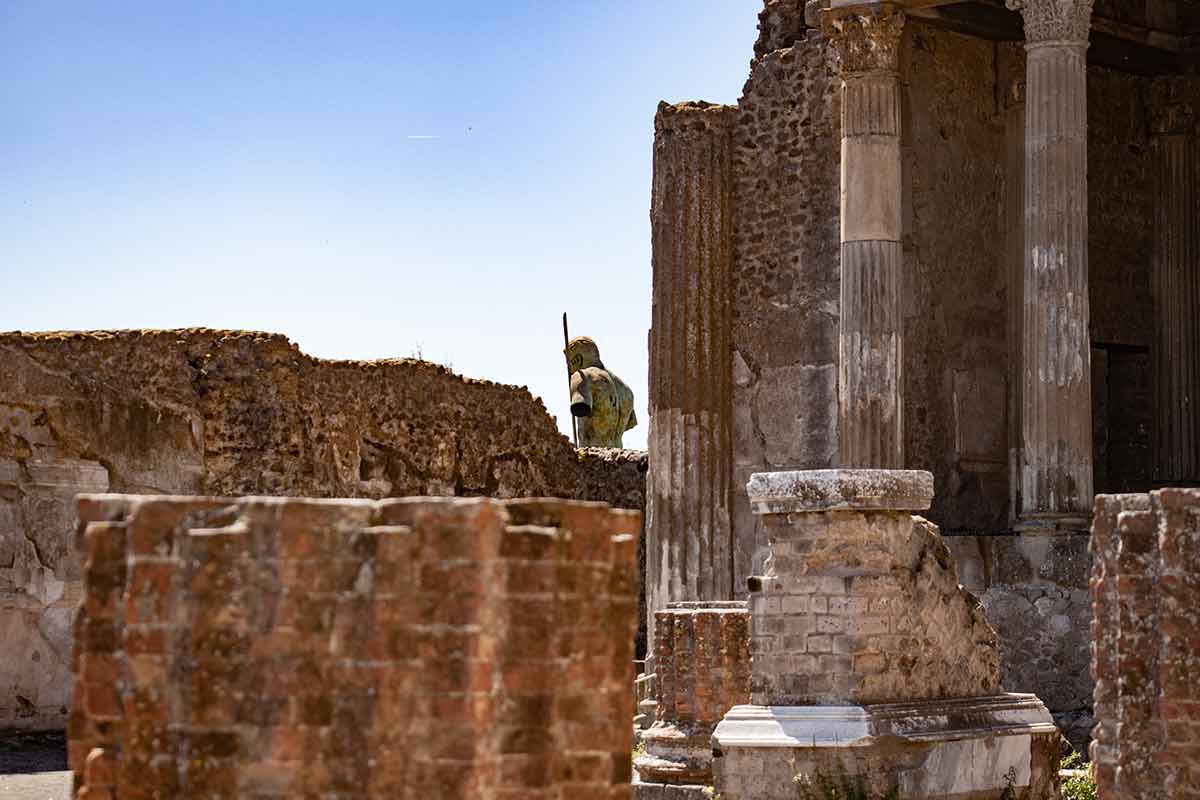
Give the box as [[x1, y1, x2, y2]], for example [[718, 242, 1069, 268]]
[[1152, 129, 1200, 483], [1005, 79, 1026, 523], [647, 102, 736, 652], [826, 7, 906, 469], [1018, 32, 1094, 526]]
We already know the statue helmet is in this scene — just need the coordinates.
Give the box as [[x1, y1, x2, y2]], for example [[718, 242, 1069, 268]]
[[564, 336, 603, 371]]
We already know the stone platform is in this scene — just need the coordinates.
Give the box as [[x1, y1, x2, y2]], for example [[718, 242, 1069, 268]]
[[713, 694, 1060, 799]]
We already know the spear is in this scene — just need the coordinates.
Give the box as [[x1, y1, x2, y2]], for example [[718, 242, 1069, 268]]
[[563, 312, 579, 448]]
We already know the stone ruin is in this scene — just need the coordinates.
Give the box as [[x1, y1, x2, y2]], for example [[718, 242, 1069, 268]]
[[711, 470, 1059, 799], [1091, 488, 1200, 800], [69, 493, 639, 799], [633, 602, 750, 795], [3, 0, 1200, 796], [647, 0, 1200, 758], [0, 328, 647, 733]]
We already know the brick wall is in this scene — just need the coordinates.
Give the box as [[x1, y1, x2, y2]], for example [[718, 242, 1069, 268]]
[[69, 494, 640, 800], [749, 510, 1000, 706], [1091, 488, 1200, 800]]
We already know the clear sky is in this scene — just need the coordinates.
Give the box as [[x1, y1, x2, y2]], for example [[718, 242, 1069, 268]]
[[1, 2, 760, 450]]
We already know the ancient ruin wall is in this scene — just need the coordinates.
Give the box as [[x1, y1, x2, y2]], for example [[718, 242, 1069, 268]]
[[0, 329, 646, 732], [903, 23, 1011, 531], [70, 494, 640, 800], [647, 101, 736, 640], [1090, 488, 1200, 800], [945, 533, 1095, 749], [730, 24, 841, 592]]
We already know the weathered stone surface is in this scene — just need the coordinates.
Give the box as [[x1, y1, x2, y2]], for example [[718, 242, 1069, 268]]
[[747, 468, 933, 514], [0, 329, 647, 732], [68, 494, 641, 800], [944, 532, 1095, 751], [745, 501, 1000, 705], [730, 21, 841, 591]]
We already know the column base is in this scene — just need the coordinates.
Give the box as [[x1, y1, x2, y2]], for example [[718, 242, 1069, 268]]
[[711, 694, 1060, 800], [1013, 513, 1091, 535], [634, 721, 718, 786]]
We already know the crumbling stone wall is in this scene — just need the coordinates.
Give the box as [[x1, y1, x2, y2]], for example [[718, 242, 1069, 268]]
[[70, 494, 640, 799], [730, 18, 841, 590], [1090, 488, 1200, 800], [945, 534, 1094, 749], [751, 508, 1001, 705], [0, 329, 646, 732]]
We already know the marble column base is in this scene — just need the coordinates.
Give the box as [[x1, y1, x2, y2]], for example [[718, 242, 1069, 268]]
[[1013, 512, 1091, 535], [711, 694, 1061, 800]]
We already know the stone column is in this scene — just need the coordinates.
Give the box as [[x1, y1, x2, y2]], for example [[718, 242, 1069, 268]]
[[633, 602, 750, 798], [1009, 0, 1095, 532], [824, 4, 906, 469], [647, 102, 737, 652], [711, 469, 1060, 800], [1004, 63, 1026, 524], [1149, 89, 1200, 484]]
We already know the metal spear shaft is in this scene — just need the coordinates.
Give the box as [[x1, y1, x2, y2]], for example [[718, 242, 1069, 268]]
[[562, 312, 579, 448]]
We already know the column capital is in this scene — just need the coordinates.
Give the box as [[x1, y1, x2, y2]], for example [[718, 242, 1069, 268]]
[[821, 3, 906, 75], [1006, 0, 1094, 46]]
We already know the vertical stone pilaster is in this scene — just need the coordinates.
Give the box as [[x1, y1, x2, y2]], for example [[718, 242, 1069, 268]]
[[1009, 0, 1095, 531], [824, 5, 906, 469], [1149, 89, 1200, 484], [1004, 67, 1027, 524], [647, 102, 736, 652]]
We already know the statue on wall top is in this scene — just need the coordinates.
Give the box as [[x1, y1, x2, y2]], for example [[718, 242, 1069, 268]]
[[564, 336, 637, 449]]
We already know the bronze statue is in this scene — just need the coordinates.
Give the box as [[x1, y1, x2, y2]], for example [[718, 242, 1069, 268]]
[[564, 336, 637, 448]]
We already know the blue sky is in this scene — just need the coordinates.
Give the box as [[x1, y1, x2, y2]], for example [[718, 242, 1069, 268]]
[[1, 2, 759, 449]]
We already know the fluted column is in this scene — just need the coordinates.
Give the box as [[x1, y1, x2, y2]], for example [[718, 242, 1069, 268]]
[[646, 101, 736, 654], [1010, 0, 1095, 531], [1004, 68, 1027, 523], [824, 4, 906, 469], [1150, 89, 1200, 484]]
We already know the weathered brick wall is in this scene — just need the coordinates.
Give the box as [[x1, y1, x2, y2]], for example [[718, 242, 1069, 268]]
[[70, 494, 639, 800], [0, 328, 646, 732], [634, 602, 750, 787], [750, 509, 1000, 705], [1090, 488, 1200, 800]]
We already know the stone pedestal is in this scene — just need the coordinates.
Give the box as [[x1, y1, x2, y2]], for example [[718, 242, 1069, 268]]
[[1010, 0, 1096, 532], [634, 602, 750, 799], [711, 469, 1060, 799]]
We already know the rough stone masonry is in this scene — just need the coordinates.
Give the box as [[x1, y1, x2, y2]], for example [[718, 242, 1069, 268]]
[[0, 328, 647, 733], [69, 493, 640, 800]]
